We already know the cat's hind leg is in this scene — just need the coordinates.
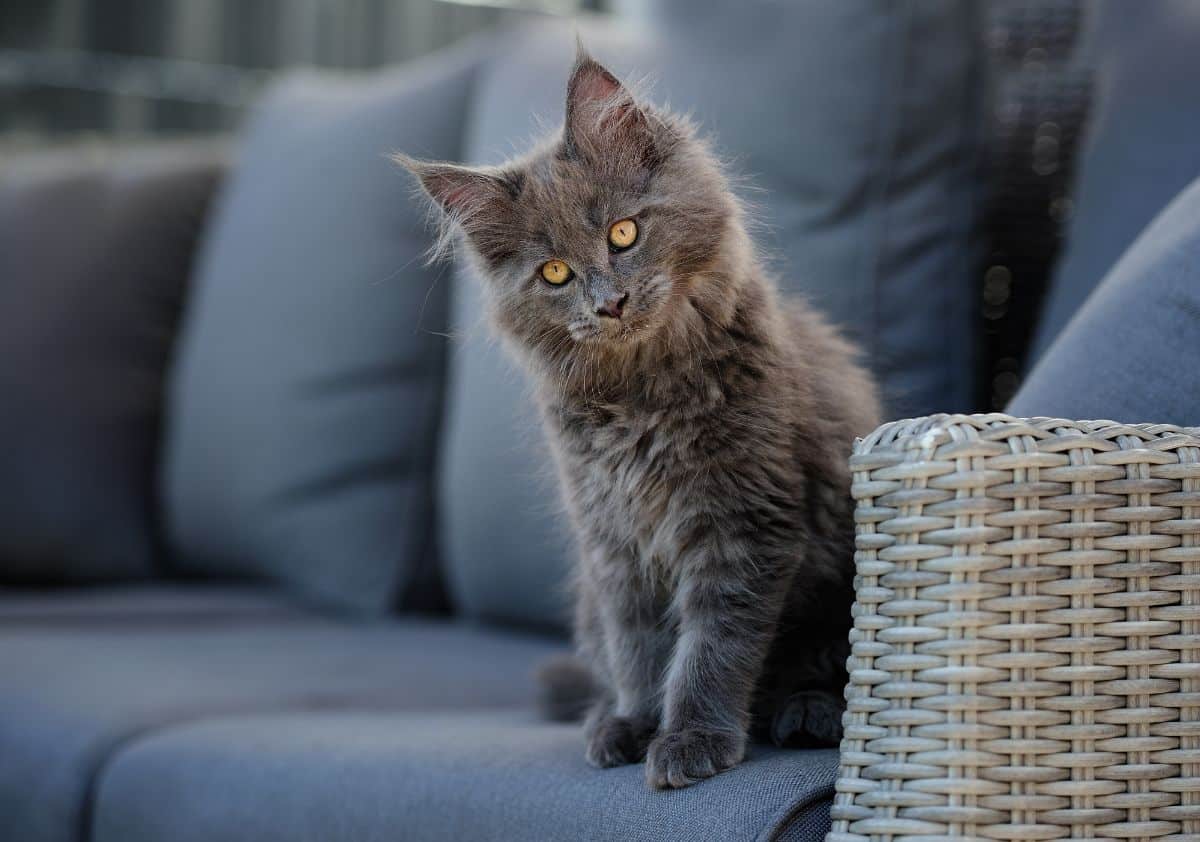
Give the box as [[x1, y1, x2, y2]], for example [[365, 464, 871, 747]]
[[770, 689, 844, 747]]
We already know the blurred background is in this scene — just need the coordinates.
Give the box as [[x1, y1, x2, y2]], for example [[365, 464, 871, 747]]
[[0, 0, 601, 143], [0, 0, 1092, 410]]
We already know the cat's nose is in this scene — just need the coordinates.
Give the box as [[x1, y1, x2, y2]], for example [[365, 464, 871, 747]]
[[596, 292, 628, 320]]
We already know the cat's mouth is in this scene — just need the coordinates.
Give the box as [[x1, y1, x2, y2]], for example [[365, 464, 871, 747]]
[[569, 319, 633, 345], [571, 275, 670, 345]]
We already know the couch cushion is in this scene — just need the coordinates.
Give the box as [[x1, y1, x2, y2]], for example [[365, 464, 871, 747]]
[[0, 618, 561, 842], [1031, 0, 1200, 359], [0, 584, 304, 625], [93, 710, 837, 842], [440, 6, 986, 629], [162, 42, 485, 615], [1008, 173, 1200, 426], [0, 143, 224, 584]]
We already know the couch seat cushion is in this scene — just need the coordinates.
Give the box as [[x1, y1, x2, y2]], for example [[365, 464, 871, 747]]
[[0, 584, 303, 625], [0, 618, 561, 842], [93, 710, 837, 842], [162, 41, 487, 615]]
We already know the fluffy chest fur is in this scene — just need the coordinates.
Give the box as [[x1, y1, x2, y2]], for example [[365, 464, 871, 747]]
[[556, 401, 709, 577], [543, 318, 803, 584]]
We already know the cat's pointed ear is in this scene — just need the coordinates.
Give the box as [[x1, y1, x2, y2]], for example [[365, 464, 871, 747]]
[[563, 44, 659, 169], [393, 153, 515, 219]]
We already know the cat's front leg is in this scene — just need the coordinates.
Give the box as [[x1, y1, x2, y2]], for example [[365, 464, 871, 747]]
[[583, 702, 658, 769], [580, 548, 669, 768], [646, 562, 784, 789]]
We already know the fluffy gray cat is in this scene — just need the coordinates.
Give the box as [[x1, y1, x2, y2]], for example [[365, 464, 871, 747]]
[[398, 48, 880, 790]]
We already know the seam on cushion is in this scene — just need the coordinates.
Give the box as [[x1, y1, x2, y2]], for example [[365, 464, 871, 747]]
[[148, 160, 229, 579], [768, 793, 836, 842], [863, 0, 911, 413], [392, 344, 454, 613], [80, 709, 263, 842], [392, 39, 494, 616], [942, 4, 986, 413], [79, 718, 194, 842], [80, 711, 280, 842], [413, 27, 508, 620], [0, 612, 318, 629], [79, 701, 543, 842], [757, 778, 836, 842]]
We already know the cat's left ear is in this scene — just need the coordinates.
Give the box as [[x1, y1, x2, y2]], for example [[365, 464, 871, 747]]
[[393, 154, 516, 221], [563, 46, 662, 170]]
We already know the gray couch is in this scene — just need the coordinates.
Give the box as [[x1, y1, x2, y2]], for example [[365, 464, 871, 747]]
[[3, 2, 1199, 840]]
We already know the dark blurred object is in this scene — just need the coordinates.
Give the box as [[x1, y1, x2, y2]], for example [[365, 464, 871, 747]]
[[978, 0, 1091, 409], [0, 141, 225, 582], [1028, 0, 1200, 363]]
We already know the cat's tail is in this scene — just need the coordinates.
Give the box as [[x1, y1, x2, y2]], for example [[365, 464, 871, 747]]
[[535, 653, 598, 722]]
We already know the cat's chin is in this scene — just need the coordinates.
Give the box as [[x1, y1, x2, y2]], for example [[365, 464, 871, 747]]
[[571, 324, 636, 346], [572, 316, 661, 348]]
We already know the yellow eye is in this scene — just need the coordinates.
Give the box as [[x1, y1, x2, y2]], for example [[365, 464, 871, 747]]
[[608, 218, 638, 249], [541, 259, 574, 285]]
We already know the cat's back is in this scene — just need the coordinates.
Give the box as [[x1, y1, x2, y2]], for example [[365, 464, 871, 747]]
[[780, 296, 882, 444]]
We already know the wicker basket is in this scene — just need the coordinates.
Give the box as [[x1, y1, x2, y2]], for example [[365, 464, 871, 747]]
[[828, 414, 1200, 842]]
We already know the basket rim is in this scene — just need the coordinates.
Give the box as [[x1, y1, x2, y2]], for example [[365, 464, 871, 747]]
[[854, 412, 1200, 458]]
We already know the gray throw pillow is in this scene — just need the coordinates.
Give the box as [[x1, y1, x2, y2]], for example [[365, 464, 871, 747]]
[[1009, 174, 1200, 427], [438, 4, 986, 631], [163, 45, 482, 614]]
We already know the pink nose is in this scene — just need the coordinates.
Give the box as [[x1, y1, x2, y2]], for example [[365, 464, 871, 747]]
[[596, 292, 628, 319]]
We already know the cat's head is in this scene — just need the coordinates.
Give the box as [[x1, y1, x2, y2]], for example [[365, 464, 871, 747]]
[[398, 47, 746, 363]]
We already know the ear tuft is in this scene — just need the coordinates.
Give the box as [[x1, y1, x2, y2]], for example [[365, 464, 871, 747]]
[[392, 153, 504, 217], [562, 43, 662, 171], [568, 45, 622, 112]]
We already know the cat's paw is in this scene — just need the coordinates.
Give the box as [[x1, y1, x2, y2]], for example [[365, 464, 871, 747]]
[[584, 712, 657, 768], [771, 690, 845, 747], [644, 728, 745, 789]]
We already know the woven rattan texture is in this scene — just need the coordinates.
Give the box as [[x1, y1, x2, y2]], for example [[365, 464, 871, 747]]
[[828, 414, 1200, 842]]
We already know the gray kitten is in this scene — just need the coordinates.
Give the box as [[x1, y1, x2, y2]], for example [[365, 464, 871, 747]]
[[398, 49, 880, 790]]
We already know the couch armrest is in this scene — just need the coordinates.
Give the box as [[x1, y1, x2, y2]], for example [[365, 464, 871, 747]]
[[829, 413, 1200, 842]]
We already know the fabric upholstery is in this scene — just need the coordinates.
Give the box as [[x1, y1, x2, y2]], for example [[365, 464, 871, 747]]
[[439, 5, 986, 629], [1008, 173, 1200, 427], [774, 797, 836, 842], [1031, 0, 1200, 359], [612, 0, 984, 419], [0, 584, 304, 625], [0, 617, 561, 842], [162, 42, 485, 615], [93, 710, 837, 842], [0, 143, 224, 583]]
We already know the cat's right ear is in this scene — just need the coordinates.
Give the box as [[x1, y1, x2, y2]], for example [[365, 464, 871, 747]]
[[393, 154, 515, 221], [563, 45, 659, 169]]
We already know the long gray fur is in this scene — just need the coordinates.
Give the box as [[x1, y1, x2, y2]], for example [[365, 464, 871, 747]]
[[398, 48, 880, 790]]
